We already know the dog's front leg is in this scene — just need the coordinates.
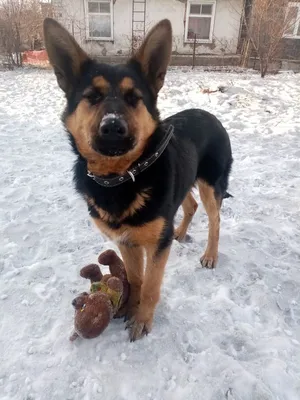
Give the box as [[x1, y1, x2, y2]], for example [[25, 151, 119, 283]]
[[118, 244, 144, 320], [126, 244, 171, 342]]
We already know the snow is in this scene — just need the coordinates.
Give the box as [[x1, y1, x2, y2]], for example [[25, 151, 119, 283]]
[[1, 67, 300, 400], [100, 113, 121, 126]]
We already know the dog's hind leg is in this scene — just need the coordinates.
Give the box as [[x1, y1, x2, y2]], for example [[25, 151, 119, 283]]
[[174, 191, 198, 242], [198, 180, 221, 269]]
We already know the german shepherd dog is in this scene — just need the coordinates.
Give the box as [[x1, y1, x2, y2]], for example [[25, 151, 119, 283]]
[[43, 18, 232, 341]]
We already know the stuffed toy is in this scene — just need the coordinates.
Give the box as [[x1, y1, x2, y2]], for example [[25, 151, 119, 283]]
[[69, 249, 130, 341]]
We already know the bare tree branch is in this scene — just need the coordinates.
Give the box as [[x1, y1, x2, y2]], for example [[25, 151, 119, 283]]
[[0, 0, 53, 66], [241, 0, 298, 77]]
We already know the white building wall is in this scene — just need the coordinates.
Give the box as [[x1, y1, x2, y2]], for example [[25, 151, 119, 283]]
[[54, 0, 133, 56], [213, 0, 243, 53], [55, 0, 243, 56], [146, 0, 243, 54]]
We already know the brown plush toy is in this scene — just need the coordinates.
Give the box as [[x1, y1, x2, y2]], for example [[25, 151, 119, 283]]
[[69, 250, 130, 341]]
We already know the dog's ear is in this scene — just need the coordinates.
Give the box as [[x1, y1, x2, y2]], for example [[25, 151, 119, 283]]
[[43, 18, 90, 94], [131, 19, 172, 95]]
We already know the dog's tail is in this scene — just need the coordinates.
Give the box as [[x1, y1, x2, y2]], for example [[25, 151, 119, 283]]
[[223, 191, 233, 199]]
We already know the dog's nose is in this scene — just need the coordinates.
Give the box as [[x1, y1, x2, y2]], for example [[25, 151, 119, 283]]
[[100, 117, 128, 137]]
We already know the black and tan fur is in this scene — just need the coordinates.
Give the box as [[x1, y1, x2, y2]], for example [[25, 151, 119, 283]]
[[43, 18, 233, 341]]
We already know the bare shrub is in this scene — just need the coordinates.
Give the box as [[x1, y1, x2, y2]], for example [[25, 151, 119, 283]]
[[0, 0, 53, 66], [242, 0, 297, 77]]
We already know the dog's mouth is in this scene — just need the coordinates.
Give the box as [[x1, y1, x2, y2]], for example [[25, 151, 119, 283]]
[[100, 148, 129, 157], [92, 136, 135, 157]]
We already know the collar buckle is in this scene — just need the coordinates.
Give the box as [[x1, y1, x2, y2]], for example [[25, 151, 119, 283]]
[[127, 170, 135, 182]]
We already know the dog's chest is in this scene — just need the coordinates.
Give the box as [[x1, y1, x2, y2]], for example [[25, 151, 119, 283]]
[[86, 189, 162, 247], [92, 214, 165, 247]]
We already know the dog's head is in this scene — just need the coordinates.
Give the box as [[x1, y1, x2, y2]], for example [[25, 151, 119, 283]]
[[43, 18, 172, 176]]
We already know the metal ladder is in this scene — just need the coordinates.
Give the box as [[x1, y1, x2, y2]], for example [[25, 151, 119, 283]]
[[131, 0, 146, 54]]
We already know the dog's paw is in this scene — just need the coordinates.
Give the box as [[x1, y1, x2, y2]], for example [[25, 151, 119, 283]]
[[113, 303, 128, 319], [174, 227, 187, 242], [200, 252, 218, 269], [123, 299, 140, 322], [125, 315, 153, 342], [116, 291, 141, 321]]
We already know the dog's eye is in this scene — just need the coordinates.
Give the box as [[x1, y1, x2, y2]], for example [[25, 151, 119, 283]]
[[124, 90, 141, 107], [84, 91, 103, 105]]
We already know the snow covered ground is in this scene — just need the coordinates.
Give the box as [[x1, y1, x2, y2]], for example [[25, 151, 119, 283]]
[[1, 67, 300, 400]]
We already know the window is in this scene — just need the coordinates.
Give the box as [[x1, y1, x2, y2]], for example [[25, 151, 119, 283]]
[[185, 1, 216, 42], [284, 3, 300, 38], [85, 0, 113, 40]]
